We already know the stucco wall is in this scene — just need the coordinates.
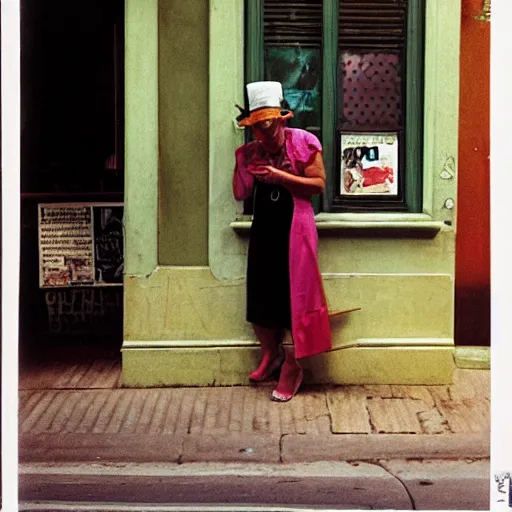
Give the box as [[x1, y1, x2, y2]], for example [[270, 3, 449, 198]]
[[158, 0, 209, 265], [124, 267, 453, 343], [122, 0, 460, 386]]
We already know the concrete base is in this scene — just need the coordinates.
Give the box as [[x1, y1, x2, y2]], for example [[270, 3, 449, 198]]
[[454, 346, 490, 369], [121, 339, 455, 387]]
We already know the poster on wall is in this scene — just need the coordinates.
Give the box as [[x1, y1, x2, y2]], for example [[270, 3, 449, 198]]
[[38, 203, 124, 288], [340, 132, 399, 195]]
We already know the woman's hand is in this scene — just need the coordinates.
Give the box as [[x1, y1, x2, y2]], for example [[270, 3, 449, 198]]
[[249, 165, 289, 185], [249, 152, 326, 197]]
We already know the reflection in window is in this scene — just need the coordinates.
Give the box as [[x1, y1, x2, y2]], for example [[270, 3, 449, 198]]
[[265, 47, 322, 134]]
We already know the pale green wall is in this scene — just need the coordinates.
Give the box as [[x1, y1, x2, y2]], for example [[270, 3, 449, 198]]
[[124, 0, 158, 276], [158, 0, 209, 265], [122, 0, 460, 387], [208, 0, 460, 281]]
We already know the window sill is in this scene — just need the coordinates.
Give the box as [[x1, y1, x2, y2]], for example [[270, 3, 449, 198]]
[[230, 213, 448, 239]]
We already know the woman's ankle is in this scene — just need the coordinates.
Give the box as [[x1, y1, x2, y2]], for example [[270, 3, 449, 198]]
[[272, 356, 302, 394], [249, 345, 285, 381]]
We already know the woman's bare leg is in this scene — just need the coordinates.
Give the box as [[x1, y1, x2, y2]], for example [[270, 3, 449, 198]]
[[249, 324, 285, 381]]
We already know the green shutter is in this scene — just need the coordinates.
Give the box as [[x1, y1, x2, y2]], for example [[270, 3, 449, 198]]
[[339, 0, 408, 50], [263, 0, 322, 48]]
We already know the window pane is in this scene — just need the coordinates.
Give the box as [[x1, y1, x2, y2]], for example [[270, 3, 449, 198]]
[[338, 51, 403, 131], [265, 47, 322, 133], [335, 0, 408, 203], [263, 0, 322, 135]]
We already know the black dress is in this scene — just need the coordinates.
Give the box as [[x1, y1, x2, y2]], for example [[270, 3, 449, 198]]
[[246, 173, 294, 330]]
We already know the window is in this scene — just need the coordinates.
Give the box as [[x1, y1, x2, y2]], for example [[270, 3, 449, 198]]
[[245, 0, 425, 213]]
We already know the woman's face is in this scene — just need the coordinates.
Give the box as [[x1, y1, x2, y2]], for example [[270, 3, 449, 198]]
[[252, 118, 285, 153], [255, 119, 275, 131]]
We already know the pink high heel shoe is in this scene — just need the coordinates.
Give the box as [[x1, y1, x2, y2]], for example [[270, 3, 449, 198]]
[[248, 345, 285, 382], [270, 365, 303, 402]]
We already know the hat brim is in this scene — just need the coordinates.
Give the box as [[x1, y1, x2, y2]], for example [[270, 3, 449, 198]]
[[238, 107, 293, 127]]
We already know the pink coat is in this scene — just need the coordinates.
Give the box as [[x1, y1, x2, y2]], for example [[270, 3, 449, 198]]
[[233, 128, 332, 359]]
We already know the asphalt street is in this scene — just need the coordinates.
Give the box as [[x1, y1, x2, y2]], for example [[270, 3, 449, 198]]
[[19, 460, 490, 511]]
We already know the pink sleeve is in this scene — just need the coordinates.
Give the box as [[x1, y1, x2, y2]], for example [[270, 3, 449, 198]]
[[233, 146, 255, 201], [291, 129, 323, 164]]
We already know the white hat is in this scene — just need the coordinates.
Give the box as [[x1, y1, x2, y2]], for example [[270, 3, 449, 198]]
[[246, 81, 283, 110], [236, 81, 293, 127]]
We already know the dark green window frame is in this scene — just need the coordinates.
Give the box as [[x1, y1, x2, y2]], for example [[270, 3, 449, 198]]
[[245, 0, 425, 213]]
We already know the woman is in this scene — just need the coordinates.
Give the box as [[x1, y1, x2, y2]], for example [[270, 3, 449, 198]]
[[233, 81, 331, 402]]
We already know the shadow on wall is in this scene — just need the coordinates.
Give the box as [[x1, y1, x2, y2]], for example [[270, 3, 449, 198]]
[[455, 287, 490, 346]]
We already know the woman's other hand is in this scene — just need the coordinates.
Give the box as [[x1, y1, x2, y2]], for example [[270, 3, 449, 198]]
[[249, 153, 326, 198]]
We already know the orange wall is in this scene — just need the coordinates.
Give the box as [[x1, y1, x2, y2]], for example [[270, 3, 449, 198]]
[[455, 0, 490, 345]]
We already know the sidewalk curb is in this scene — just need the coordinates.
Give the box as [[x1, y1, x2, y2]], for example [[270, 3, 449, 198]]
[[281, 432, 489, 463], [19, 460, 490, 510], [19, 432, 490, 464], [18, 461, 413, 509]]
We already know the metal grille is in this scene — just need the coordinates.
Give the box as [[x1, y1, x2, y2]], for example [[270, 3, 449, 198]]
[[338, 52, 403, 130], [339, 0, 408, 50], [263, 0, 323, 48]]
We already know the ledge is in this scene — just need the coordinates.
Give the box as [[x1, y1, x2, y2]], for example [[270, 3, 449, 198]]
[[121, 338, 455, 386], [122, 337, 453, 351], [230, 213, 448, 239]]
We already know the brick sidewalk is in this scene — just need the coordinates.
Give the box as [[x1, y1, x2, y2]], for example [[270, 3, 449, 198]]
[[19, 354, 490, 464]]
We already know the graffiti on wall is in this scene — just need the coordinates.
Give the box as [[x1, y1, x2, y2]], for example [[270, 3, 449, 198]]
[[44, 287, 123, 335]]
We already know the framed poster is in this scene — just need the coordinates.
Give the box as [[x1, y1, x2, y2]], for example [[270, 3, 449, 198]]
[[38, 203, 124, 288], [340, 133, 399, 196]]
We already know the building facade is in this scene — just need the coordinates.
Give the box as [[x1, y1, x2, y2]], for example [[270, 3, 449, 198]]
[[121, 0, 463, 387]]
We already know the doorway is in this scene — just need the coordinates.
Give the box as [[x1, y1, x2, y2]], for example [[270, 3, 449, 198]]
[[19, 0, 125, 367]]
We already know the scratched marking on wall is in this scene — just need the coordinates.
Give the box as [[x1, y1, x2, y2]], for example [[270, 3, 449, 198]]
[[45, 288, 122, 334], [440, 156, 456, 180]]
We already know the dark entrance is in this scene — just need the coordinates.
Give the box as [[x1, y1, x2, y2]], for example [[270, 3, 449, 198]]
[[20, 0, 124, 363]]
